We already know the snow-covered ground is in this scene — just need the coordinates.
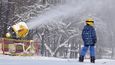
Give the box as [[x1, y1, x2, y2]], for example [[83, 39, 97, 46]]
[[0, 55, 115, 65]]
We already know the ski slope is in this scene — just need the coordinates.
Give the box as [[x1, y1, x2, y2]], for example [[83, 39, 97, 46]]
[[0, 55, 115, 65]]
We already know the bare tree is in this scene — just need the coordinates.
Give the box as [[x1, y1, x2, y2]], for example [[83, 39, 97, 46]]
[[33, 21, 82, 58]]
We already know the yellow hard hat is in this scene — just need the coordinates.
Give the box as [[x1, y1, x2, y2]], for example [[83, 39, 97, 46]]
[[86, 18, 94, 26], [86, 18, 94, 22]]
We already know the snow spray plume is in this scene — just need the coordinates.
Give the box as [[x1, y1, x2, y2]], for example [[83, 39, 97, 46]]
[[27, 0, 115, 40], [27, 0, 115, 32], [27, 0, 115, 47]]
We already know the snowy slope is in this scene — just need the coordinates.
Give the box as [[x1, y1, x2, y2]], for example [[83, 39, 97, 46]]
[[0, 55, 115, 65]]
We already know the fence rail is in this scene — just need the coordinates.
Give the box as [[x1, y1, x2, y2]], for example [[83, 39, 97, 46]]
[[0, 38, 39, 56]]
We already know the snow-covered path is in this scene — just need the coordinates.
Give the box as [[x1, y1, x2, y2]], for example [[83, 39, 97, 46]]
[[0, 55, 115, 65]]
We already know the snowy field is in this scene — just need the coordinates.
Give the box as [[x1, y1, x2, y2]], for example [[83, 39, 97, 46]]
[[0, 55, 115, 65]]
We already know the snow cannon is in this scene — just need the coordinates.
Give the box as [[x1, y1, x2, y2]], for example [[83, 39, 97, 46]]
[[12, 22, 29, 38]]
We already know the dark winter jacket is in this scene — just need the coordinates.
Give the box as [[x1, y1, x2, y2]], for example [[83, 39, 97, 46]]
[[82, 24, 97, 46]]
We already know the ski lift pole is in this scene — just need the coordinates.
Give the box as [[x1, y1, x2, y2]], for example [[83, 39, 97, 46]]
[[41, 32, 45, 56]]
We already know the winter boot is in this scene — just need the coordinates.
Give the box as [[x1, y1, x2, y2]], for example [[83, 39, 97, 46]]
[[90, 56, 95, 63], [79, 56, 84, 62]]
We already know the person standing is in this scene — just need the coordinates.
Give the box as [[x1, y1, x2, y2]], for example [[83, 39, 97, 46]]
[[79, 18, 97, 63]]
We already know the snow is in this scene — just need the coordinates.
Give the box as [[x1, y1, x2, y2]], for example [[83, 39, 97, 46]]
[[0, 55, 115, 65]]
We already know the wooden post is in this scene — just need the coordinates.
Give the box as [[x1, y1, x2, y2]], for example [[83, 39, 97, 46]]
[[2, 38, 5, 54]]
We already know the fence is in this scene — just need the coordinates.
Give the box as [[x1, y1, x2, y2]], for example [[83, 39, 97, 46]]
[[0, 38, 39, 56]]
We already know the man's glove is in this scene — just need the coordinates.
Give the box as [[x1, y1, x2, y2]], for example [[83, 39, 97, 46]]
[[91, 43, 95, 46], [90, 39, 97, 46], [93, 39, 97, 43]]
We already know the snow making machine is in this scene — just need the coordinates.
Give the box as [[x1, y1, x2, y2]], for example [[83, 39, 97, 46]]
[[0, 22, 39, 56]]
